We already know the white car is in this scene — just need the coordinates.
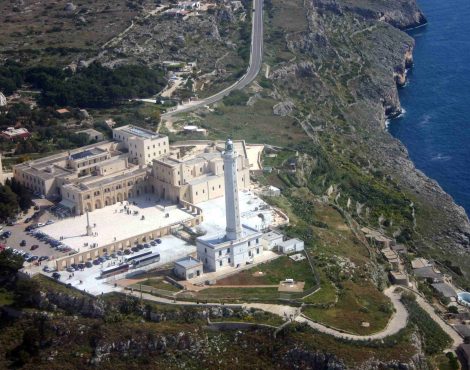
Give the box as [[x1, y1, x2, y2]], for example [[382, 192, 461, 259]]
[[37, 223, 45, 227]]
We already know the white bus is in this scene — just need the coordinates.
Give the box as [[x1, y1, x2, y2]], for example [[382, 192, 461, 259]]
[[124, 250, 152, 263], [132, 253, 160, 268], [100, 263, 130, 278]]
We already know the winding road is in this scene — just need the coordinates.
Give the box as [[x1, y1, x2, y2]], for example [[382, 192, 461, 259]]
[[161, 0, 264, 118]]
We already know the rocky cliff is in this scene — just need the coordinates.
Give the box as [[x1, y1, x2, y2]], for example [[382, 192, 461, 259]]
[[265, 0, 470, 281]]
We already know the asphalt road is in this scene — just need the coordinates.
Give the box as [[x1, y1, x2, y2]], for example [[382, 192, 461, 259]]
[[162, 0, 264, 118]]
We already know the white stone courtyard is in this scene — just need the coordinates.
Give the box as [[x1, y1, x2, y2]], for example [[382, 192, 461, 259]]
[[41, 195, 194, 253]]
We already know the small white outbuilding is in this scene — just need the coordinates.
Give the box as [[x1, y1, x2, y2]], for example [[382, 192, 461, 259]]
[[278, 238, 304, 254]]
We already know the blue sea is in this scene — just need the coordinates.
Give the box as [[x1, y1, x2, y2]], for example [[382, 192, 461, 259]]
[[388, 0, 470, 216]]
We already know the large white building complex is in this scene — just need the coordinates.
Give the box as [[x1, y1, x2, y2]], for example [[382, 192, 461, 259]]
[[13, 125, 250, 216]]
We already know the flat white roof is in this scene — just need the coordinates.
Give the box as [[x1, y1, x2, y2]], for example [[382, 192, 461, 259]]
[[41, 195, 193, 252], [262, 230, 283, 241], [175, 256, 202, 269], [279, 238, 304, 247], [197, 190, 274, 235]]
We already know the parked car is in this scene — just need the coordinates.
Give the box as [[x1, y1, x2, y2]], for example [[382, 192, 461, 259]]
[[150, 241, 157, 246], [2, 231, 12, 238], [39, 256, 48, 262], [124, 249, 131, 255], [20, 240, 27, 247], [43, 266, 51, 272], [92, 259, 101, 265], [52, 272, 61, 279], [66, 267, 75, 273], [85, 261, 93, 268], [155, 238, 162, 244], [30, 244, 39, 251], [78, 263, 85, 270], [46, 220, 54, 225], [131, 246, 139, 252], [144, 243, 150, 249], [117, 250, 123, 256]]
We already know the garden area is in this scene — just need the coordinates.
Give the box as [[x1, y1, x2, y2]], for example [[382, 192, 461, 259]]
[[302, 280, 394, 335], [215, 255, 316, 289]]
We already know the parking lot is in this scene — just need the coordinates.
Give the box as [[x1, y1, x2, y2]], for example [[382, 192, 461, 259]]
[[38, 235, 195, 296], [1, 212, 73, 264]]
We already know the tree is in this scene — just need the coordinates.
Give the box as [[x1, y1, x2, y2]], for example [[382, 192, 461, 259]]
[[0, 183, 19, 222], [6, 178, 32, 212], [0, 249, 24, 284]]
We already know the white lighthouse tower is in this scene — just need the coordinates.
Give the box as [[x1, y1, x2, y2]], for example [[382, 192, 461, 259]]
[[223, 139, 242, 241], [195, 138, 263, 272]]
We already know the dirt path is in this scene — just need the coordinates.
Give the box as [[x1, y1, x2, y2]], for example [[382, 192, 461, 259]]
[[295, 285, 408, 341], [412, 291, 463, 349], [208, 284, 278, 288], [127, 285, 409, 342]]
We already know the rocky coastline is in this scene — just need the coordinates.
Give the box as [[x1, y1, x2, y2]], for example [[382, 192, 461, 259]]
[[267, 0, 470, 281]]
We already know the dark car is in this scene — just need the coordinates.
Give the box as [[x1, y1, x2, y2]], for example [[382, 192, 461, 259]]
[[2, 231, 11, 238], [131, 246, 139, 252], [155, 238, 162, 244], [39, 256, 48, 262], [144, 243, 150, 249], [27, 256, 39, 262], [20, 240, 27, 247], [137, 244, 144, 250], [93, 259, 101, 265], [150, 241, 157, 246], [85, 261, 93, 268], [30, 244, 39, 250], [124, 249, 131, 255], [52, 272, 61, 279], [78, 263, 85, 270], [117, 250, 123, 256]]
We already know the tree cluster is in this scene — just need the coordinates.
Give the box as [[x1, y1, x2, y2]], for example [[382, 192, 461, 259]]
[[26, 62, 166, 108], [0, 61, 166, 109], [0, 179, 32, 223]]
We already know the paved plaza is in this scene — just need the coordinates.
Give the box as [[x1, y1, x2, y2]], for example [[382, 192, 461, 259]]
[[40, 195, 194, 252], [197, 190, 274, 235], [46, 235, 195, 296]]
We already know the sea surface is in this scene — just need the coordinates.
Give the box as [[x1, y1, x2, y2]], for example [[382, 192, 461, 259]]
[[388, 0, 470, 216]]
